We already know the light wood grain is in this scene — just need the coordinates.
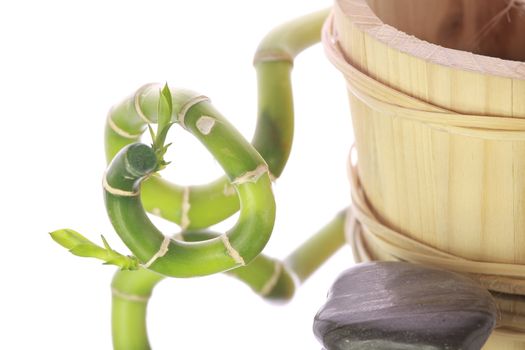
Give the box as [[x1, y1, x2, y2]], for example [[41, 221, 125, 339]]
[[332, 0, 525, 347], [335, 0, 525, 263]]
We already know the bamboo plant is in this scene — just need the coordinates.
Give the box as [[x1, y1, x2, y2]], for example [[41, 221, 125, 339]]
[[49, 5, 508, 349], [50, 9, 347, 350]]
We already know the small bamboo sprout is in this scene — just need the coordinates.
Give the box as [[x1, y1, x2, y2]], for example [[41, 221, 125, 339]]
[[50, 229, 139, 270]]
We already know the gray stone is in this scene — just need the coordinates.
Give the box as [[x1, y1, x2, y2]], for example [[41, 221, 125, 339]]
[[313, 262, 497, 350]]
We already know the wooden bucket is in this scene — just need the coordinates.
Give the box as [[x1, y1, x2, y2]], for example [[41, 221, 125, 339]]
[[323, 0, 525, 348]]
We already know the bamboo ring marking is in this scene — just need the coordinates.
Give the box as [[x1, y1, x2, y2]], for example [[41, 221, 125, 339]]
[[107, 115, 142, 139], [102, 172, 139, 197], [142, 236, 172, 269], [178, 95, 210, 129], [134, 83, 156, 124]]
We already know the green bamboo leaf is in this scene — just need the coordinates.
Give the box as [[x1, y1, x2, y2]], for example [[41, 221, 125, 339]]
[[50, 229, 95, 250], [101, 235, 112, 252], [155, 122, 174, 155], [50, 229, 139, 270], [147, 124, 156, 146], [162, 83, 172, 111], [157, 83, 172, 140], [70, 243, 108, 259]]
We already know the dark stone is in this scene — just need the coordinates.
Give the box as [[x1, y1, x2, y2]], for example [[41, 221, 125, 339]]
[[313, 262, 497, 350]]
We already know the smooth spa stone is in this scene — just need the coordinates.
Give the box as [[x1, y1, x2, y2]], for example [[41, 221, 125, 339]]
[[313, 262, 497, 350]]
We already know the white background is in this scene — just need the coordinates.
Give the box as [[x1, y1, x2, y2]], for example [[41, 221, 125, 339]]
[[1, 0, 356, 349]]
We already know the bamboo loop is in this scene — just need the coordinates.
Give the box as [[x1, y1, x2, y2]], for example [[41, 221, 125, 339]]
[[103, 11, 331, 232], [104, 106, 276, 277], [322, 13, 525, 141], [50, 10, 352, 350]]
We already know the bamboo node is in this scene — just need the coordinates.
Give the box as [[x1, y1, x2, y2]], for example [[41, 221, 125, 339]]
[[107, 114, 142, 139], [178, 95, 210, 129], [180, 187, 191, 230], [111, 287, 150, 303], [142, 236, 171, 269], [253, 48, 294, 65], [220, 234, 245, 266], [102, 173, 140, 197], [260, 260, 283, 296], [232, 164, 269, 185]]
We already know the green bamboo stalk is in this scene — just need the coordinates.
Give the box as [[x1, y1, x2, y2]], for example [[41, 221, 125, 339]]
[[111, 232, 296, 350], [111, 211, 346, 350], [284, 210, 347, 284], [51, 9, 343, 350], [112, 269, 164, 350], [105, 94, 276, 276], [104, 9, 330, 230], [177, 231, 296, 300], [105, 10, 341, 350]]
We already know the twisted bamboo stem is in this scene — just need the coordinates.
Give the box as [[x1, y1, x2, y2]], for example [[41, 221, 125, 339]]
[[107, 9, 343, 350], [111, 211, 345, 350], [51, 8, 344, 350], [106, 9, 340, 350], [104, 9, 330, 230], [104, 91, 276, 276]]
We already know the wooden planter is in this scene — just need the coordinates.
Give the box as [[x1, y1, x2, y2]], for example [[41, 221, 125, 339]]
[[323, 0, 525, 348]]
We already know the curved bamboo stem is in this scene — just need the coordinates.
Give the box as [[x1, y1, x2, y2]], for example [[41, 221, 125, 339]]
[[104, 91, 276, 276], [107, 9, 340, 350], [111, 211, 346, 350], [284, 210, 346, 284], [104, 9, 330, 230], [46, 8, 344, 349], [112, 269, 163, 350]]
